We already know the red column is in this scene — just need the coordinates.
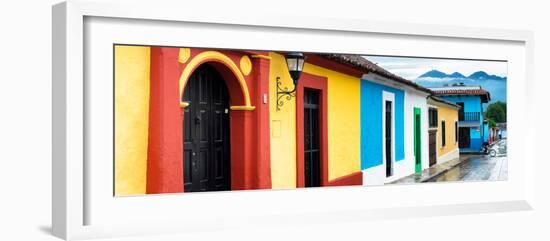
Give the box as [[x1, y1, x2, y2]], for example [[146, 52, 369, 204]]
[[229, 111, 253, 190], [146, 47, 184, 194], [251, 56, 272, 189]]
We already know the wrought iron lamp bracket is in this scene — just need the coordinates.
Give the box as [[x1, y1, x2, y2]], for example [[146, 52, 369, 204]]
[[276, 76, 296, 111]]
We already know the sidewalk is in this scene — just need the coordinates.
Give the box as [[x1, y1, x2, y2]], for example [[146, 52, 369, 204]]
[[390, 155, 475, 184]]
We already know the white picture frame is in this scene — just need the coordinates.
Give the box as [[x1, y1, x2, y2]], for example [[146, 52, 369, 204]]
[[52, 0, 536, 240]]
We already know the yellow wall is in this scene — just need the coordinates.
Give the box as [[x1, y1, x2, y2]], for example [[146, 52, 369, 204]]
[[303, 63, 361, 181], [114, 45, 151, 195], [436, 104, 459, 157], [269, 52, 297, 188], [268, 52, 362, 187]]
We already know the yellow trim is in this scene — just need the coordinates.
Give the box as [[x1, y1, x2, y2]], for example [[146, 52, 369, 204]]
[[230, 105, 256, 111], [178, 48, 191, 64], [240, 55, 252, 76], [250, 54, 272, 60], [179, 51, 254, 111], [180, 101, 190, 108]]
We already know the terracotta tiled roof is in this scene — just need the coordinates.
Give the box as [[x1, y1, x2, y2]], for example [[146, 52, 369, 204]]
[[430, 88, 491, 103], [317, 54, 432, 94], [428, 95, 462, 109]]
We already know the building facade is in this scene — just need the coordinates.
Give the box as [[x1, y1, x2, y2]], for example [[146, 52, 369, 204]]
[[427, 96, 461, 165], [483, 121, 490, 143], [430, 85, 491, 152], [269, 53, 364, 189], [115, 46, 439, 195], [115, 46, 274, 195], [359, 72, 432, 185]]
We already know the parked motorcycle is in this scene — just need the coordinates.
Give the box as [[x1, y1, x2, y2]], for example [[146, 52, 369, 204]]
[[485, 140, 507, 157], [481, 142, 490, 154]]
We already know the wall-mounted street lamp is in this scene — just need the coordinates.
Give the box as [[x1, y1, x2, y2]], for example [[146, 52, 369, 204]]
[[276, 52, 305, 111]]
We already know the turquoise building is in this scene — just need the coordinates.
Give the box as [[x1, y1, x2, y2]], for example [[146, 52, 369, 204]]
[[430, 85, 490, 152]]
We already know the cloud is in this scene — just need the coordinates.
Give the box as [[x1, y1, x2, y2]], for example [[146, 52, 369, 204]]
[[363, 55, 507, 80], [416, 77, 467, 82]]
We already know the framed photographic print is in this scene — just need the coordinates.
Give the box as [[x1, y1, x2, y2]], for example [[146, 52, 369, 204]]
[[52, 0, 536, 240]]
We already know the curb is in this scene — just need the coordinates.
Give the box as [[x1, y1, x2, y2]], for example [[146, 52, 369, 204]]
[[388, 154, 483, 184], [420, 156, 475, 182]]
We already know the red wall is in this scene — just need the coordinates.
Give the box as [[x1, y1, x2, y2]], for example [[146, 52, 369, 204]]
[[146, 47, 184, 193], [146, 48, 272, 193]]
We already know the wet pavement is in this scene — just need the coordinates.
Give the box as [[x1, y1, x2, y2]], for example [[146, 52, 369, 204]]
[[426, 154, 507, 182], [391, 139, 507, 184], [390, 156, 469, 184]]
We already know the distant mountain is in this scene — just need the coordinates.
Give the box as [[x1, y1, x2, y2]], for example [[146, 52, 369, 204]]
[[418, 70, 449, 79], [468, 71, 507, 81], [415, 69, 507, 104], [468, 71, 490, 79], [449, 72, 466, 78], [417, 70, 506, 81]]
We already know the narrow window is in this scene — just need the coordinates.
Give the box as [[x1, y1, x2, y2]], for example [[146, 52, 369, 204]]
[[441, 120, 446, 147], [429, 108, 438, 128], [455, 121, 458, 143]]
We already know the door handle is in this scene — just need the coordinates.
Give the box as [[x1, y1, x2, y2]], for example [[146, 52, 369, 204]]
[[191, 152, 197, 170]]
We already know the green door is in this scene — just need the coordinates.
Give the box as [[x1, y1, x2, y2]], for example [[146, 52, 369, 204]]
[[414, 108, 422, 173]]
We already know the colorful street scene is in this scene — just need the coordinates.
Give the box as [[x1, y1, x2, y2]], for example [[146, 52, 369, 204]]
[[365, 56, 507, 184], [114, 46, 507, 196]]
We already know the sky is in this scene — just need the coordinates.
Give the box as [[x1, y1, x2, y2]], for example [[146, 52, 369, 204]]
[[362, 56, 508, 80]]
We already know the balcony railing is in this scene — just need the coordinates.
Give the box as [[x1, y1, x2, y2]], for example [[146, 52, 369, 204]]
[[459, 112, 480, 122]]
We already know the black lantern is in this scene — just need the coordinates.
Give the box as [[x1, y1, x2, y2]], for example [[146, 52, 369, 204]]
[[285, 52, 305, 85], [276, 52, 305, 111]]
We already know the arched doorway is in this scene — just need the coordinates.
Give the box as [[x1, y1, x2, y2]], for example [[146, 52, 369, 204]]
[[182, 64, 231, 192]]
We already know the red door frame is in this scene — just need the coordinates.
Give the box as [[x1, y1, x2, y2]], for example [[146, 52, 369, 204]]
[[296, 72, 329, 187]]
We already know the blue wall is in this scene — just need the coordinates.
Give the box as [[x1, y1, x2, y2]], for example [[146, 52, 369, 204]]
[[483, 122, 489, 142], [360, 79, 405, 170], [438, 95, 482, 114], [470, 137, 482, 150], [438, 95, 485, 150]]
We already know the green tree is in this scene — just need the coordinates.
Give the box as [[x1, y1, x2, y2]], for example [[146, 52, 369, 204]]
[[487, 118, 497, 128], [485, 101, 507, 123]]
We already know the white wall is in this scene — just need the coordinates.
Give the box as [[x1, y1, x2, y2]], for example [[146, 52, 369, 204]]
[[362, 165, 385, 186], [404, 89, 430, 174], [1, 0, 549, 241], [360, 73, 427, 184]]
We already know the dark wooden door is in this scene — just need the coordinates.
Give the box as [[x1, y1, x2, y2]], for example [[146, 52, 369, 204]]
[[182, 64, 231, 192], [428, 130, 437, 166], [304, 89, 321, 187], [457, 102, 465, 120], [385, 101, 393, 177], [459, 127, 470, 149]]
